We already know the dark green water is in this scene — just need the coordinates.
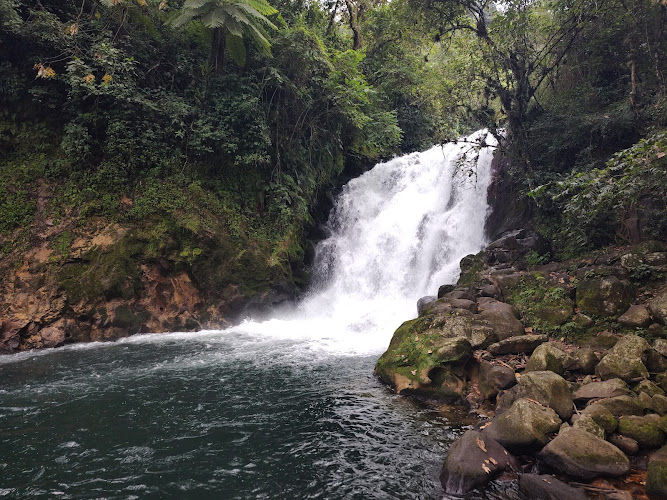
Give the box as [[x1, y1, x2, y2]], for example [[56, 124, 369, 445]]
[[0, 330, 479, 499]]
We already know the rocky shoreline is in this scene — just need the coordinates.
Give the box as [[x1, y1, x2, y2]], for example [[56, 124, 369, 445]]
[[375, 229, 667, 499]]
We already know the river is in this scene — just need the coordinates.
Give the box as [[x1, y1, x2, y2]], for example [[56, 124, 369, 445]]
[[0, 131, 518, 499]]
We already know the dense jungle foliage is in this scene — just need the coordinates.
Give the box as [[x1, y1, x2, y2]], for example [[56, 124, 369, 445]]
[[0, 0, 666, 300]]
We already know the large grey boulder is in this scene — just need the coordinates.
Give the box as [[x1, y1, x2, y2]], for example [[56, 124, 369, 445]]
[[477, 300, 524, 340], [596, 334, 651, 382], [515, 371, 574, 420], [538, 427, 630, 479], [647, 444, 667, 500], [573, 379, 631, 402], [617, 416, 666, 449], [416, 295, 436, 315], [488, 334, 548, 355], [577, 275, 633, 317], [483, 399, 561, 450], [649, 288, 667, 325], [518, 474, 587, 500], [440, 430, 519, 495], [525, 343, 567, 374]]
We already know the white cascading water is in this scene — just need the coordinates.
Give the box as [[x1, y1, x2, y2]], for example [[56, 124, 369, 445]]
[[228, 129, 497, 355]]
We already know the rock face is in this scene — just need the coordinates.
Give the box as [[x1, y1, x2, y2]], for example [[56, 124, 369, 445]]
[[514, 371, 574, 420], [440, 430, 519, 495], [596, 335, 651, 382], [577, 275, 633, 318], [488, 334, 548, 355], [538, 427, 630, 479], [525, 343, 567, 374], [518, 474, 587, 500], [483, 399, 561, 450], [647, 444, 667, 500]]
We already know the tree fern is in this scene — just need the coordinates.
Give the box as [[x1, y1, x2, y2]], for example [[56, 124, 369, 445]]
[[170, 0, 278, 71]]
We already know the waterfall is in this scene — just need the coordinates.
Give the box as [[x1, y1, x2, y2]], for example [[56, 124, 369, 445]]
[[230, 129, 497, 354]]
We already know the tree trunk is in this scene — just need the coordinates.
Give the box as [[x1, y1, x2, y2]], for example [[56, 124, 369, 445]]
[[344, 0, 362, 50], [211, 27, 226, 75]]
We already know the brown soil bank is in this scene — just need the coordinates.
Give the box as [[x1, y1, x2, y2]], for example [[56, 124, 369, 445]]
[[376, 229, 667, 499]]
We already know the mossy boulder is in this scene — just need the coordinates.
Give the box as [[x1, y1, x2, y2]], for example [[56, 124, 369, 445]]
[[591, 396, 644, 418], [580, 404, 618, 434], [577, 275, 633, 318], [617, 416, 666, 449], [538, 427, 630, 479], [595, 334, 651, 382], [525, 343, 567, 374], [375, 317, 473, 399], [508, 274, 574, 331], [573, 414, 605, 439], [646, 444, 667, 500], [635, 380, 666, 398], [514, 371, 574, 420], [483, 398, 561, 450]]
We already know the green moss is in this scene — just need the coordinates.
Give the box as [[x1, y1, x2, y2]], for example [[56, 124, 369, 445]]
[[508, 273, 575, 336]]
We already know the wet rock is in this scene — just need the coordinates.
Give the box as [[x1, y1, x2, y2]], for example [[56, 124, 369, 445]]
[[563, 347, 599, 374], [573, 414, 605, 439], [518, 473, 588, 500], [591, 396, 644, 418], [477, 300, 524, 340], [635, 380, 666, 397], [514, 371, 574, 420], [649, 289, 667, 325], [595, 334, 651, 382], [538, 427, 630, 479], [617, 305, 652, 328], [440, 430, 519, 496], [488, 334, 548, 355], [647, 444, 667, 500], [580, 404, 618, 434], [483, 399, 561, 450], [608, 434, 640, 456], [577, 275, 633, 318], [573, 379, 631, 402], [617, 416, 666, 448], [417, 295, 436, 315], [525, 343, 567, 374]]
